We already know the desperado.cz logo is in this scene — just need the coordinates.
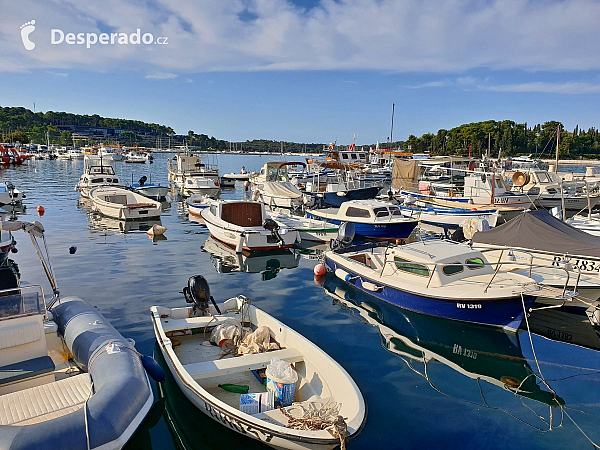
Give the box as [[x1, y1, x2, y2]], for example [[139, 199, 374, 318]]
[[51, 28, 168, 48], [19, 20, 168, 50]]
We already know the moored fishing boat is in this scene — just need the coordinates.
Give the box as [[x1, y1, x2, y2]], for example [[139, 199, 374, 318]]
[[266, 211, 339, 243], [201, 200, 298, 252], [76, 155, 124, 198], [130, 176, 169, 201], [306, 200, 418, 240], [90, 186, 162, 220], [151, 275, 366, 449], [186, 194, 218, 218], [324, 229, 540, 331]]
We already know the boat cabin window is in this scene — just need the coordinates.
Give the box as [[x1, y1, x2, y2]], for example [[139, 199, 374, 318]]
[[351, 154, 357, 160], [442, 262, 464, 276], [465, 257, 485, 270], [345, 206, 371, 218], [92, 177, 104, 183], [359, 154, 366, 160], [373, 207, 390, 218], [210, 205, 218, 216], [342, 154, 349, 160], [390, 207, 403, 216], [546, 188, 557, 194], [393, 256, 430, 277]]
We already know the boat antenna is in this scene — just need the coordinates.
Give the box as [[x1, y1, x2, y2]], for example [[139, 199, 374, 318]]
[[554, 124, 560, 173]]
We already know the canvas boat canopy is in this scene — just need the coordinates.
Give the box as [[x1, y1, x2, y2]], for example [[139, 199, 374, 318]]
[[261, 181, 303, 199], [472, 210, 600, 258]]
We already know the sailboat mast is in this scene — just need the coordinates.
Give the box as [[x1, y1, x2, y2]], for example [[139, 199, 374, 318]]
[[390, 103, 395, 146], [554, 124, 560, 173]]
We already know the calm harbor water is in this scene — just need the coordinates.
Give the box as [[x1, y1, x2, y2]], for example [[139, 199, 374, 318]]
[[2, 154, 600, 450]]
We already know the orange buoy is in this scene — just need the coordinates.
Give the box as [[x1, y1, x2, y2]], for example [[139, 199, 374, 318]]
[[471, 208, 478, 211], [313, 263, 327, 276], [37, 205, 45, 216]]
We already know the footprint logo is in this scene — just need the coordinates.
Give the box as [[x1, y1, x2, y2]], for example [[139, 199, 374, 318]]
[[20, 20, 36, 51]]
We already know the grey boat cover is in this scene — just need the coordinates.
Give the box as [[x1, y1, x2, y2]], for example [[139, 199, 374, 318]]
[[472, 209, 600, 257], [261, 181, 303, 199]]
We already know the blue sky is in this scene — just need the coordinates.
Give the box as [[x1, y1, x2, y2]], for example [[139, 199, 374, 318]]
[[1, 0, 599, 145]]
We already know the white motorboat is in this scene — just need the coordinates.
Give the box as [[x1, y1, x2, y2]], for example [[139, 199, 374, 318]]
[[151, 276, 366, 449], [0, 220, 154, 448], [90, 186, 162, 220], [186, 194, 217, 218], [254, 181, 308, 210], [473, 210, 600, 306], [567, 213, 600, 236], [168, 151, 220, 198], [76, 155, 124, 198], [325, 233, 540, 331], [124, 150, 148, 164], [517, 170, 600, 211], [201, 200, 298, 252], [266, 211, 340, 243], [0, 182, 25, 206]]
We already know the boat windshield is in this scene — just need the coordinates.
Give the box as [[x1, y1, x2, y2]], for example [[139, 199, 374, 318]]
[[0, 287, 45, 319]]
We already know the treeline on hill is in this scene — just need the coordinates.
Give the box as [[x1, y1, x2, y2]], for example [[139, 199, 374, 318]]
[[0, 106, 174, 145], [399, 120, 600, 159], [185, 131, 324, 152]]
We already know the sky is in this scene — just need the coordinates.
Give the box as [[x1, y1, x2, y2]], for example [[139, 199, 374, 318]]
[[1, 0, 600, 145]]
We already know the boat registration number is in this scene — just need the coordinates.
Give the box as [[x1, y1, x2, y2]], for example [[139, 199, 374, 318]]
[[453, 344, 477, 359], [456, 303, 482, 309], [551, 256, 600, 272]]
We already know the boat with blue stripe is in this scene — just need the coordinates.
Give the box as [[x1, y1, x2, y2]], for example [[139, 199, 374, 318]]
[[324, 238, 540, 331], [306, 200, 418, 240]]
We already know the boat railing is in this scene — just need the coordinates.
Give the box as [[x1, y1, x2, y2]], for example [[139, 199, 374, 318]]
[[0, 285, 49, 321], [372, 247, 578, 297]]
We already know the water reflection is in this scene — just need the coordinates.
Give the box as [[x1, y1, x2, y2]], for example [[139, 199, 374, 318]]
[[322, 273, 564, 408], [202, 236, 299, 280]]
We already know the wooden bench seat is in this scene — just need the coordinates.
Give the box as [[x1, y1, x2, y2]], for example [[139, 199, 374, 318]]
[[183, 348, 303, 380]]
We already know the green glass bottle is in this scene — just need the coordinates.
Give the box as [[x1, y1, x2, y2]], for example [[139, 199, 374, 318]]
[[218, 384, 249, 394]]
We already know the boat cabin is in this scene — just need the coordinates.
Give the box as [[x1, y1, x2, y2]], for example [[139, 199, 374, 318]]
[[252, 162, 306, 184], [209, 201, 266, 227], [337, 200, 404, 220]]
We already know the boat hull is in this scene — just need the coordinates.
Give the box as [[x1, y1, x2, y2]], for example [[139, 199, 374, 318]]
[[324, 257, 536, 331], [306, 211, 417, 240]]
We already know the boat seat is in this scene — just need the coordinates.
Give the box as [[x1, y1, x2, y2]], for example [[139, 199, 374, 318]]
[[184, 347, 303, 380], [0, 373, 92, 426], [0, 356, 55, 387], [127, 203, 156, 209]]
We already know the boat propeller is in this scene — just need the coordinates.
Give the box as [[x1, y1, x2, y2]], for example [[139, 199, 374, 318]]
[[183, 275, 221, 315]]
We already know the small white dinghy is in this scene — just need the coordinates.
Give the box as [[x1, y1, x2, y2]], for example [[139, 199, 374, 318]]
[[90, 186, 162, 220], [151, 276, 366, 449]]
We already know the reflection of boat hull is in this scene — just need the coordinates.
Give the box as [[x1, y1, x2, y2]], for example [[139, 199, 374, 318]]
[[323, 274, 563, 406], [203, 236, 299, 277]]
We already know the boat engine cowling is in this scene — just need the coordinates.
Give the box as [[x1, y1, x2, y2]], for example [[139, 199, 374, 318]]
[[183, 275, 221, 314], [262, 218, 280, 232], [330, 222, 355, 250], [138, 176, 147, 186]]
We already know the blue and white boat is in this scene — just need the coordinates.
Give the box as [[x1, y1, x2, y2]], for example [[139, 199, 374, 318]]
[[304, 173, 383, 208], [0, 220, 157, 449], [306, 200, 418, 240], [324, 238, 540, 331], [130, 175, 170, 201], [397, 203, 499, 232]]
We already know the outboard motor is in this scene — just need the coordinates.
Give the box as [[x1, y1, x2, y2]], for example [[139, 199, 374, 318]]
[[263, 218, 284, 247], [138, 175, 148, 187], [183, 275, 221, 315], [329, 222, 355, 250]]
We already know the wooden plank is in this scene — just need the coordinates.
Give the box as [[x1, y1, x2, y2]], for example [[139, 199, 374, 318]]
[[184, 348, 303, 380]]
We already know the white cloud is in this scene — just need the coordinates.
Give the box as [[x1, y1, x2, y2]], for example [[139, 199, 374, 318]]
[[481, 81, 600, 94], [1, 0, 600, 74], [185, 78, 193, 83], [45, 71, 68, 77], [145, 72, 177, 80]]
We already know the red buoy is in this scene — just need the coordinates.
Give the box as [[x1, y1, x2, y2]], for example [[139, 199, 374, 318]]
[[37, 205, 45, 216], [314, 263, 327, 276]]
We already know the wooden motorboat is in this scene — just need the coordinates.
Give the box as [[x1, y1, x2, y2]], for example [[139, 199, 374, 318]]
[[201, 200, 298, 252], [151, 275, 366, 449], [90, 186, 162, 220]]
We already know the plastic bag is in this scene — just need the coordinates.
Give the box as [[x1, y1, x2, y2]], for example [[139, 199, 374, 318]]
[[209, 320, 241, 348], [267, 357, 296, 382], [237, 326, 280, 355]]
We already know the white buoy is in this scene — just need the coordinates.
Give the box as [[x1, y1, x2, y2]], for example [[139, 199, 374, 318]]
[[147, 224, 167, 237]]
